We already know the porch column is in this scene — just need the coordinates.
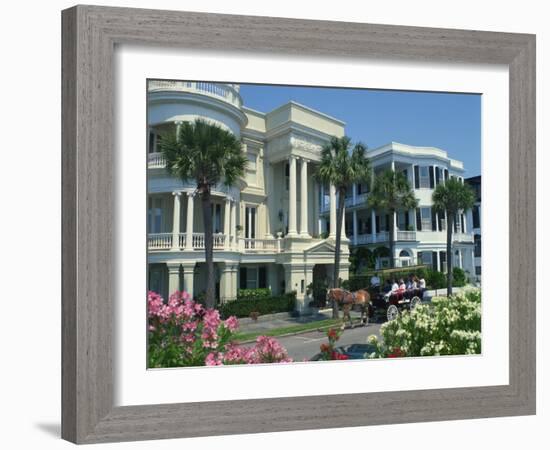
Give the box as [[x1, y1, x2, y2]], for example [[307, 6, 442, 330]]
[[462, 211, 468, 233], [436, 251, 441, 272], [410, 163, 415, 188], [287, 155, 298, 237], [264, 162, 274, 238], [171, 191, 182, 251], [393, 211, 397, 241], [371, 209, 376, 242], [320, 183, 325, 211], [458, 249, 463, 269], [435, 211, 440, 232], [353, 210, 358, 245], [352, 183, 357, 205], [299, 158, 310, 237], [329, 184, 337, 238], [182, 263, 195, 299], [167, 263, 181, 295], [224, 198, 231, 249]]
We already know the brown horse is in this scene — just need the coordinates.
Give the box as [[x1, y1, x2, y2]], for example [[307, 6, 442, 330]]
[[326, 288, 371, 328]]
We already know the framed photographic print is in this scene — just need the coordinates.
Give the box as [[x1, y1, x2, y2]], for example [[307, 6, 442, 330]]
[[62, 5, 536, 444]]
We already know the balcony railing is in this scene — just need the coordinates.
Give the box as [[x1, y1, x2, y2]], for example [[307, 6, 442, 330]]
[[147, 233, 281, 253], [396, 231, 417, 241], [453, 232, 474, 243], [148, 152, 166, 168], [148, 81, 242, 108]]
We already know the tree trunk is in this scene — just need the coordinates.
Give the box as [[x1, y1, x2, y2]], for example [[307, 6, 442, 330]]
[[332, 188, 346, 319], [389, 209, 395, 269], [446, 211, 454, 297], [201, 190, 216, 308]]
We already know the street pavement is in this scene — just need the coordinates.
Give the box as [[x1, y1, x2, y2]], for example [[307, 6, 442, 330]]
[[270, 321, 383, 362]]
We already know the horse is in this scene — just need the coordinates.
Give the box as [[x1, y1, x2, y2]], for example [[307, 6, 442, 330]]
[[326, 288, 371, 328]]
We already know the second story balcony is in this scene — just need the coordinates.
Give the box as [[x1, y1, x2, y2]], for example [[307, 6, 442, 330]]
[[148, 80, 243, 109], [148, 233, 282, 253]]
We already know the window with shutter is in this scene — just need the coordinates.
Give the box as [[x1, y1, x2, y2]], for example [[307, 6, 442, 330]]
[[414, 165, 420, 189], [435, 167, 441, 185], [432, 251, 438, 271], [258, 267, 267, 288], [416, 208, 422, 231], [429, 166, 435, 188]]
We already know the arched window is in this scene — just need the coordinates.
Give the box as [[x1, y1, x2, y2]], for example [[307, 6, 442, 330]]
[[399, 249, 411, 258]]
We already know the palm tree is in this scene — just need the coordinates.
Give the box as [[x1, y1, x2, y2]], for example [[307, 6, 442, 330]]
[[367, 170, 418, 269], [432, 178, 475, 296], [316, 136, 371, 318], [160, 119, 247, 308]]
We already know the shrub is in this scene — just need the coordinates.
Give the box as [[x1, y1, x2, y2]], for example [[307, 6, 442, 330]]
[[237, 288, 272, 301], [452, 267, 467, 287], [148, 291, 292, 367], [317, 327, 349, 361], [425, 269, 446, 289], [220, 292, 297, 319], [366, 289, 481, 358]]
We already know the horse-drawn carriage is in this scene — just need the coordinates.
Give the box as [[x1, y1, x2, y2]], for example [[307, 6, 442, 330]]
[[369, 286, 425, 321]]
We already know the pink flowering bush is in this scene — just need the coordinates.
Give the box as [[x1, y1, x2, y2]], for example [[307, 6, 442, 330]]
[[147, 291, 292, 367]]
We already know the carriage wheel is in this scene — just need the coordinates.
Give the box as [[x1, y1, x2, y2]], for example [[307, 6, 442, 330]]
[[410, 296, 422, 311], [386, 305, 399, 321]]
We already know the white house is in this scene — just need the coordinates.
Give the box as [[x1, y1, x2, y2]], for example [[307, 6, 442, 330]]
[[147, 81, 476, 311]]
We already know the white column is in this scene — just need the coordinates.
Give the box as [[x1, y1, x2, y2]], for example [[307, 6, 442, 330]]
[[167, 263, 180, 295], [462, 211, 468, 233], [171, 191, 181, 250], [299, 158, 310, 238], [224, 198, 231, 249], [435, 211, 440, 232], [371, 209, 376, 242], [341, 207, 347, 240], [391, 160, 395, 172], [185, 192, 194, 250], [353, 210, 358, 245], [320, 184, 325, 212], [458, 249, 463, 269], [410, 164, 415, 188], [329, 184, 337, 239], [287, 155, 298, 237], [436, 251, 441, 272], [182, 263, 195, 299], [393, 211, 397, 241], [264, 161, 273, 238], [231, 200, 237, 249], [352, 183, 357, 205]]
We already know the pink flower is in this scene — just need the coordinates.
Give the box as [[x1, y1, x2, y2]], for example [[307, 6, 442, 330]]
[[224, 316, 239, 332], [205, 352, 222, 366]]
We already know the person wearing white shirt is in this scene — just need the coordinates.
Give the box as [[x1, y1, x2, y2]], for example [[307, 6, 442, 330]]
[[418, 277, 426, 289], [370, 273, 381, 287]]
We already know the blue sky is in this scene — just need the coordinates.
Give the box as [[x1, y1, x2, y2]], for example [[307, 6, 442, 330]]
[[239, 84, 481, 177]]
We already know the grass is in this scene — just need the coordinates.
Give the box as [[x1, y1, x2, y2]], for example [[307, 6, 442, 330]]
[[233, 318, 345, 343]]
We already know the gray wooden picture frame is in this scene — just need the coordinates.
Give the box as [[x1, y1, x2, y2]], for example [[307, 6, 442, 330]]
[[61, 5, 536, 444]]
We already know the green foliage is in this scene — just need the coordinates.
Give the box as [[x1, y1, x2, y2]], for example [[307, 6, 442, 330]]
[[308, 278, 330, 308], [367, 290, 481, 357], [367, 170, 418, 213], [160, 119, 247, 191], [220, 292, 297, 319], [237, 288, 272, 301], [452, 267, 467, 287], [349, 247, 375, 274], [432, 178, 476, 217], [425, 269, 446, 290]]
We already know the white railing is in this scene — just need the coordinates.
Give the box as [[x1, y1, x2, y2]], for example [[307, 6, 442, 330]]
[[396, 231, 417, 241], [239, 238, 281, 253], [356, 234, 374, 245], [376, 231, 389, 242], [148, 233, 172, 250], [148, 152, 166, 168], [178, 233, 186, 248], [148, 232, 283, 253], [453, 232, 474, 243], [148, 81, 243, 108]]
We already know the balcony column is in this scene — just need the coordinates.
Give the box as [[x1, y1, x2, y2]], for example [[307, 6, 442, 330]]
[[287, 155, 298, 237], [435, 212, 440, 232], [224, 198, 231, 249], [393, 211, 398, 241], [171, 192, 182, 250], [410, 163, 415, 188], [299, 158, 310, 238], [329, 184, 337, 239], [353, 210, 358, 245], [231, 199, 238, 249], [462, 211, 468, 233], [352, 183, 357, 205], [458, 249, 463, 269], [167, 263, 181, 295], [371, 209, 376, 243], [185, 192, 194, 250]]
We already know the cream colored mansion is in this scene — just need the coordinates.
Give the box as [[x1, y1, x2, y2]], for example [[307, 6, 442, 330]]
[[147, 81, 477, 311]]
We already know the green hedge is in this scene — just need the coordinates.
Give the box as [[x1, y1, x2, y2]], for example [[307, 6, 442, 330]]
[[237, 288, 272, 301], [220, 292, 297, 319], [452, 267, 467, 287]]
